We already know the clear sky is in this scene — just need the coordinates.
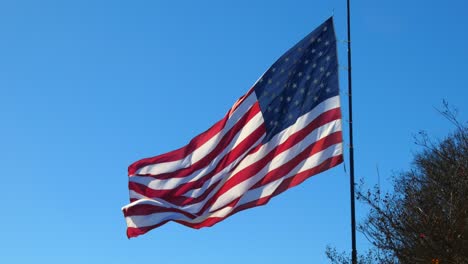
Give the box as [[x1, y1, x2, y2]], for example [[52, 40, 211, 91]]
[[1, 0, 467, 263]]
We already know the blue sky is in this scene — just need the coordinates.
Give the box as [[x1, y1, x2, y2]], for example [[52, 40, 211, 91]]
[[1, 0, 467, 263]]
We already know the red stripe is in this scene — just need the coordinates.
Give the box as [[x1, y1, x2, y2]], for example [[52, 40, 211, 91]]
[[198, 131, 342, 214], [125, 155, 343, 238], [125, 199, 240, 238], [230, 155, 343, 215], [128, 118, 226, 176], [128, 92, 255, 176], [123, 204, 196, 219], [216, 109, 340, 196], [129, 175, 221, 206], [186, 155, 343, 230], [166, 177, 222, 206], [127, 222, 168, 238], [196, 109, 341, 213], [135, 103, 261, 179], [128, 123, 265, 205], [129, 107, 340, 208], [129, 138, 265, 205], [250, 132, 342, 189], [183, 198, 240, 229]]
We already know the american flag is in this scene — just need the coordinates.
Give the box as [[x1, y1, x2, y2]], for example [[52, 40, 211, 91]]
[[123, 17, 343, 238]]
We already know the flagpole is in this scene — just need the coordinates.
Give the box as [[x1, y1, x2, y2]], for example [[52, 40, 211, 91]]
[[346, 0, 358, 263], [346, 0, 357, 263]]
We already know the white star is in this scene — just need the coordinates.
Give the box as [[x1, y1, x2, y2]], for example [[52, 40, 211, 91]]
[[309, 38, 315, 43], [298, 47, 303, 52], [287, 96, 291, 102], [297, 72, 303, 77], [320, 83, 325, 88], [279, 96, 283, 101], [312, 63, 317, 68], [274, 108, 279, 113], [304, 60, 309, 64], [313, 79, 319, 84], [325, 41, 330, 46], [320, 66, 325, 72], [292, 83, 297, 88], [311, 49, 316, 53], [317, 37, 321, 42], [280, 68, 285, 73], [314, 96, 319, 101], [288, 114, 293, 120], [326, 87, 331, 93], [323, 26, 328, 32], [300, 88, 305, 94], [268, 79, 272, 84], [285, 57, 289, 62], [326, 55, 331, 61], [271, 67, 276, 72], [326, 72, 331, 77], [295, 100, 300, 106], [318, 51, 323, 57], [306, 75, 311, 80]]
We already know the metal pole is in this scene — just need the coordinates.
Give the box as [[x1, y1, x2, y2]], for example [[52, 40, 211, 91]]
[[346, 0, 357, 263]]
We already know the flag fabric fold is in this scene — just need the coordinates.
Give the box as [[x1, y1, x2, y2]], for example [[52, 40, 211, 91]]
[[123, 17, 343, 238]]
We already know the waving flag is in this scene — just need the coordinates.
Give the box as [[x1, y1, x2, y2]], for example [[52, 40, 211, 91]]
[[123, 17, 343, 238]]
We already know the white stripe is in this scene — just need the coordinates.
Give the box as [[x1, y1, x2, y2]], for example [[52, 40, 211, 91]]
[[127, 117, 341, 217], [127, 96, 342, 216], [130, 102, 341, 208], [135, 92, 258, 175], [129, 111, 265, 190], [129, 190, 148, 200], [237, 143, 343, 205], [125, 205, 233, 229], [135, 96, 340, 194], [178, 98, 341, 200], [128, 134, 265, 202], [124, 143, 342, 228], [129, 116, 340, 204], [181, 135, 265, 197], [184, 118, 341, 199], [207, 119, 342, 212], [132, 95, 338, 183], [224, 96, 340, 180]]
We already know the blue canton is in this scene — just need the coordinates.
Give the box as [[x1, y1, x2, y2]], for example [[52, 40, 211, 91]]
[[254, 17, 339, 142]]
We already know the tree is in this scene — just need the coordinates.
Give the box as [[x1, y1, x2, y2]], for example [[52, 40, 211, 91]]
[[327, 106, 468, 264], [325, 245, 381, 264]]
